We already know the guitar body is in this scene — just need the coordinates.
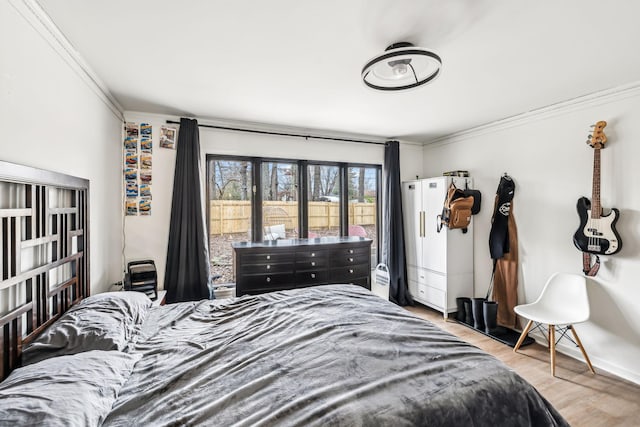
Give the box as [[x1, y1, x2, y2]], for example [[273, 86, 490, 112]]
[[573, 196, 622, 255]]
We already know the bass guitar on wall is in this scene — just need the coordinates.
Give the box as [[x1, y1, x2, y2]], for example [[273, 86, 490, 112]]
[[573, 121, 622, 264]]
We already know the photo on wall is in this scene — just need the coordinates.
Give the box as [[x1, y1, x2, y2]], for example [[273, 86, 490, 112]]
[[140, 153, 152, 169], [125, 168, 137, 180], [140, 183, 151, 198], [124, 137, 137, 151], [160, 126, 176, 149], [141, 137, 152, 153], [125, 151, 138, 168], [139, 170, 152, 184], [126, 199, 138, 216], [125, 122, 138, 138], [140, 123, 152, 137], [139, 198, 151, 215], [126, 180, 139, 198]]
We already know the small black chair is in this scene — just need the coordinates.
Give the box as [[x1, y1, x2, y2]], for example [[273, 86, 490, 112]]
[[124, 260, 158, 300]]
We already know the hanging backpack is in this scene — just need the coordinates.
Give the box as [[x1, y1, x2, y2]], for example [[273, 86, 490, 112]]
[[437, 183, 474, 233]]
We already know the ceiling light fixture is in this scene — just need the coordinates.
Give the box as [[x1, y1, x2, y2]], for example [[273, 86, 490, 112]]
[[361, 42, 442, 91]]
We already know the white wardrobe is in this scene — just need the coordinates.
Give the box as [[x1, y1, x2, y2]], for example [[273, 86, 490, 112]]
[[402, 176, 474, 318]]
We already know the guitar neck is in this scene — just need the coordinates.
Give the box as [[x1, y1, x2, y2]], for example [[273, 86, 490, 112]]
[[592, 148, 601, 218]]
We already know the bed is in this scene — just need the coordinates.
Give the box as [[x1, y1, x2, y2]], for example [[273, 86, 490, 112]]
[[0, 161, 568, 426]]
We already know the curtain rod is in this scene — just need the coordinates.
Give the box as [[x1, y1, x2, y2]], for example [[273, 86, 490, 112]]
[[165, 120, 387, 145]]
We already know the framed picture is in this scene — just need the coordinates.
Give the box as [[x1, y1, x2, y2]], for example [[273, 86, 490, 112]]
[[160, 126, 177, 149]]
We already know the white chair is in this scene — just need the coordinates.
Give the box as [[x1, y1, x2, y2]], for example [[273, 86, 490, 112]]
[[513, 272, 595, 376]]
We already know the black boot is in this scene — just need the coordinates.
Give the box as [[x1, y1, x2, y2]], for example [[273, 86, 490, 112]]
[[456, 297, 471, 323], [472, 298, 486, 330], [483, 301, 498, 335], [463, 299, 473, 325]]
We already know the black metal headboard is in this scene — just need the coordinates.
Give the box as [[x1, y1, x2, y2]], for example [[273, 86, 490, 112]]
[[0, 161, 90, 380]]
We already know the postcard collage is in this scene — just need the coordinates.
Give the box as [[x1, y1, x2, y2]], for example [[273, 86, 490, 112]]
[[124, 122, 152, 216], [123, 122, 177, 216]]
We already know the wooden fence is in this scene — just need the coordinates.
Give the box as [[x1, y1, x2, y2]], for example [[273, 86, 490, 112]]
[[209, 200, 376, 234]]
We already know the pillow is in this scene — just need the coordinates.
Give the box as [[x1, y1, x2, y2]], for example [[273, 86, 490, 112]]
[[0, 350, 141, 427], [21, 291, 152, 366]]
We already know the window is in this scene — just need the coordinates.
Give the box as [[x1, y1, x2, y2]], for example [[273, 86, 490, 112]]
[[348, 166, 380, 267], [308, 164, 340, 238], [262, 162, 298, 240], [207, 159, 252, 282], [206, 155, 380, 284]]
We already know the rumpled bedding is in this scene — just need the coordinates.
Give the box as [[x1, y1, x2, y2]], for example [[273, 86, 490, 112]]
[[102, 284, 567, 426]]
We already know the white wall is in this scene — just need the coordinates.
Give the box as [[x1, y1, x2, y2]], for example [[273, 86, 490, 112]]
[[123, 112, 423, 288], [422, 87, 640, 384], [1, 2, 123, 294]]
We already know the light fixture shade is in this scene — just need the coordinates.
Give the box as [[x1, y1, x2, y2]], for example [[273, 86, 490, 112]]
[[362, 42, 442, 91]]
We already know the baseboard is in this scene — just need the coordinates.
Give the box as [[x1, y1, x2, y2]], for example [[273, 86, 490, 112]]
[[529, 332, 640, 386]]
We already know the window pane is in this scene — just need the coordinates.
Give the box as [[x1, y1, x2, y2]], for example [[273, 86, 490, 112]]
[[348, 167, 378, 263], [207, 159, 252, 284], [308, 164, 340, 238], [262, 162, 298, 240]]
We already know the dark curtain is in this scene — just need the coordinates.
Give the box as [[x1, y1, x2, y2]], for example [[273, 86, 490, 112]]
[[382, 141, 413, 306], [164, 118, 211, 303]]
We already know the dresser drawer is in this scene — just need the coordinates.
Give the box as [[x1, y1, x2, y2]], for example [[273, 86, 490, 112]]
[[238, 272, 295, 291], [294, 270, 328, 285], [330, 245, 370, 259], [295, 251, 328, 270], [330, 253, 370, 267], [417, 284, 445, 310], [329, 264, 370, 282], [240, 252, 295, 264], [418, 269, 446, 291], [239, 262, 293, 274], [295, 250, 328, 262]]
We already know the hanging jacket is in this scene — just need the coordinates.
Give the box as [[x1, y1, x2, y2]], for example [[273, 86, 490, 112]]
[[489, 176, 515, 260]]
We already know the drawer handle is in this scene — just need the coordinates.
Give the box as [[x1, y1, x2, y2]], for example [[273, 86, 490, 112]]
[[311, 261, 316, 266], [311, 273, 316, 279], [349, 269, 354, 274], [266, 255, 271, 260], [348, 257, 354, 262], [311, 252, 316, 257], [266, 277, 271, 283], [349, 249, 354, 254], [266, 265, 271, 270], [419, 275, 425, 279]]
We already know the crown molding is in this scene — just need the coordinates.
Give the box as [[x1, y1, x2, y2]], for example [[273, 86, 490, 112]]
[[426, 80, 640, 147], [10, 0, 124, 121]]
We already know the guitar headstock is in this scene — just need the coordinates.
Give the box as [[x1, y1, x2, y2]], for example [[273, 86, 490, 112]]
[[587, 120, 607, 149]]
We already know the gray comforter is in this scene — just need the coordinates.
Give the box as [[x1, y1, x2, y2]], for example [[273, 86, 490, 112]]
[[104, 284, 568, 426]]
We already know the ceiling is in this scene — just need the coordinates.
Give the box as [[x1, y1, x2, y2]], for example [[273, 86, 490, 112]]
[[37, 0, 640, 143]]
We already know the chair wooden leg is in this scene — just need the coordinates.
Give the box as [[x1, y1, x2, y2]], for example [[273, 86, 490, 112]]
[[570, 325, 596, 374], [549, 324, 556, 376], [513, 320, 534, 352]]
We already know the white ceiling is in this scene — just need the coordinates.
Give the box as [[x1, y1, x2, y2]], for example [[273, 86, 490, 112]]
[[37, 0, 640, 142]]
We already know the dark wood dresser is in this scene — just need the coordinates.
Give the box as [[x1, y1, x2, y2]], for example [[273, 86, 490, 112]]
[[233, 237, 372, 296]]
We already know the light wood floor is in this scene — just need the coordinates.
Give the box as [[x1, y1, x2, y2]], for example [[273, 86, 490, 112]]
[[405, 304, 640, 427]]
